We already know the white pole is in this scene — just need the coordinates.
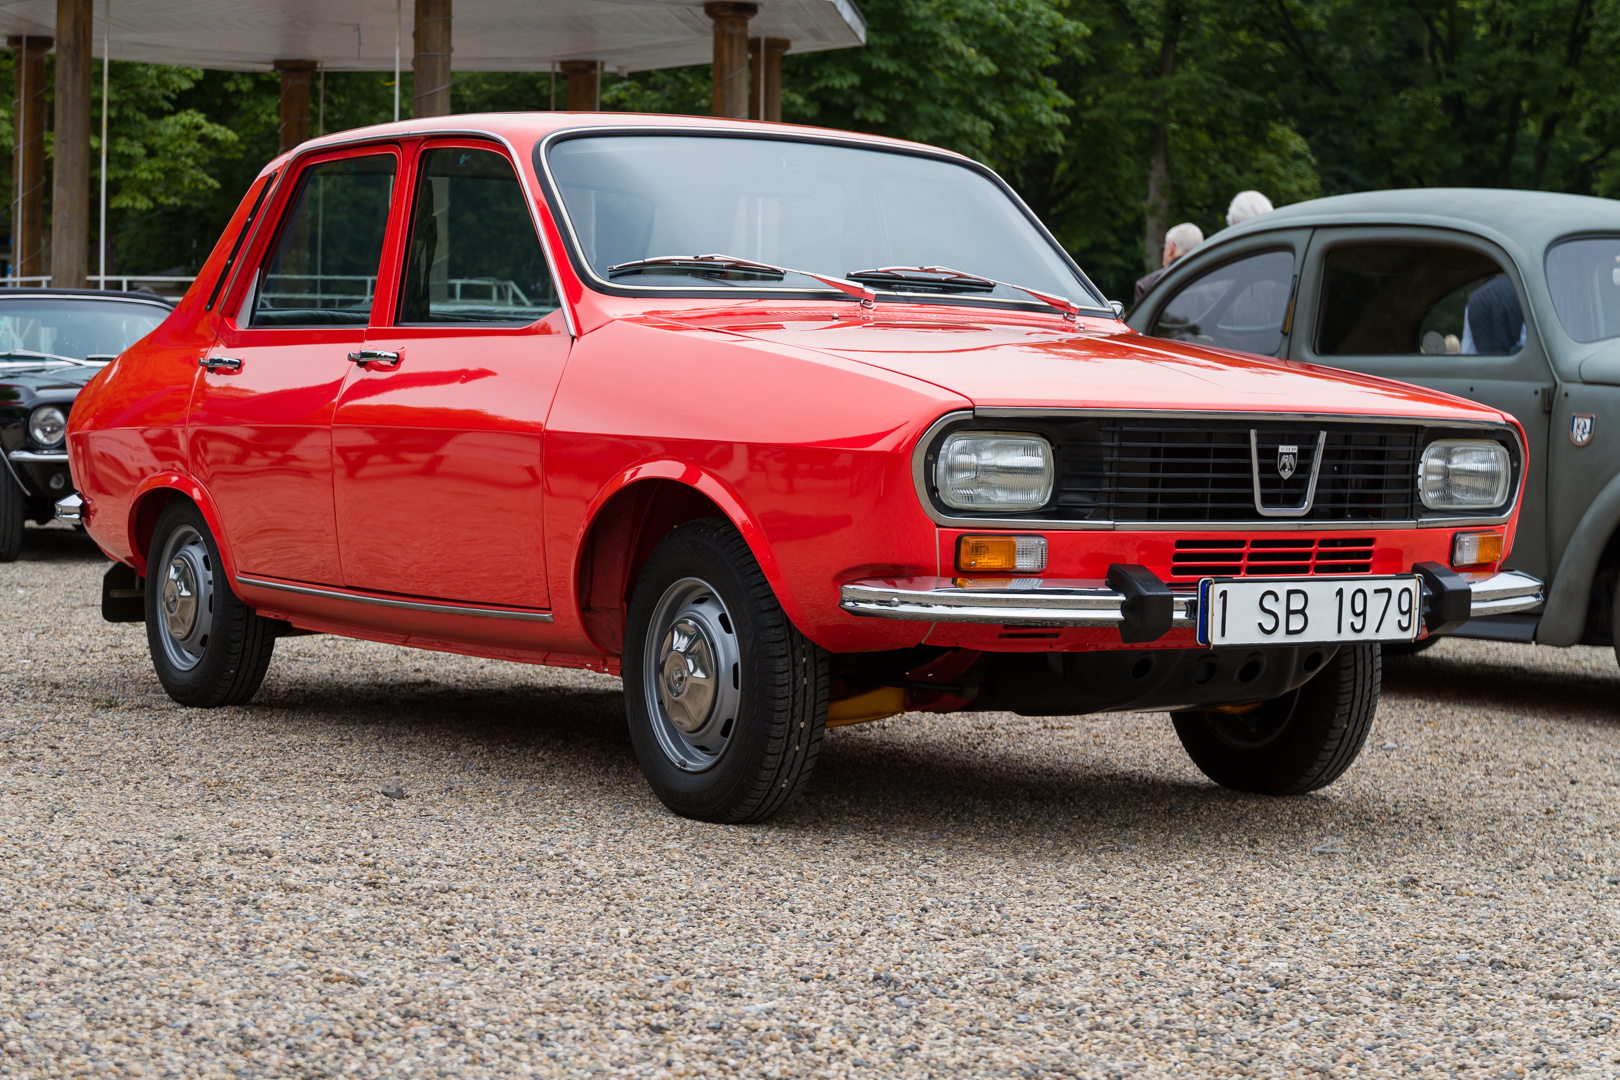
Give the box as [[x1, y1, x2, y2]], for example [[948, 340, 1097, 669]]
[[13, 36, 25, 286], [393, 0, 401, 122], [98, 0, 110, 289], [318, 67, 325, 136]]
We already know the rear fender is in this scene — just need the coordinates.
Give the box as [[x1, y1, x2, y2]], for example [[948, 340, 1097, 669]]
[[126, 475, 238, 582], [1536, 468, 1620, 645]]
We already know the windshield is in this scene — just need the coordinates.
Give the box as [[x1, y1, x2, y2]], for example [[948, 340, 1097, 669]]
[[0, 298, 167, 361], [545, 134, 1103, 310], [1546, 236, 1620, 344]]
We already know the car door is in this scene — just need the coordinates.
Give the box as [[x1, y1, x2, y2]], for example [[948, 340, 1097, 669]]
[[190, 146, 400, 584], [1127, 228, 1316, 358], [330, 140, 569, 609], [1286, 228, 1554, 582]]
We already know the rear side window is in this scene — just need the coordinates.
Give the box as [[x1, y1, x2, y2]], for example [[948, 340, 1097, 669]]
[[1316, 245, 1522, 356], [1545, 236, 1620, 343], [250, 154, 397, 327], [397, 147, 558, 324], [1150, 250, 1294, 357]]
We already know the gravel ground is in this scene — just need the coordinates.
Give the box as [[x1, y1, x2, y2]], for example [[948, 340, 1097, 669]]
[[3, 523, 1618, 1079]]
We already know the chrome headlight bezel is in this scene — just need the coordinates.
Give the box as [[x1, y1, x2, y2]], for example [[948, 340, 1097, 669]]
[[27, 404, 68, 448], [932, 430, 1055, 512], [1419, 439, 1512, 512]]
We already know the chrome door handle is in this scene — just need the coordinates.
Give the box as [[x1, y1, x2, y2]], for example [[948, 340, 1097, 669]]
[[199, 356, 243, 373], [347, 348, 402, 369]]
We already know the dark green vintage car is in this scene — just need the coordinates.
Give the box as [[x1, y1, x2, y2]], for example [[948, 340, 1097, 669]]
[[1, 289, 173, 559], [1129, 189, 1620, 664]]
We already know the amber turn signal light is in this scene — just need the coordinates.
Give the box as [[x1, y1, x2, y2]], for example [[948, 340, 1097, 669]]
[[1451, 531, 1503, 568], [956, 534, 1047, 573]]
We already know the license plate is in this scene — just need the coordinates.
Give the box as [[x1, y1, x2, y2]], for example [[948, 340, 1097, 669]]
[[1197, 576, 1421, 647]]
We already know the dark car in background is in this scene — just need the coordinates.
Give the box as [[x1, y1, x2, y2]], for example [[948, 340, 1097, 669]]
[[1128, 189, 1620, 666], [1, 288, 173, 559]]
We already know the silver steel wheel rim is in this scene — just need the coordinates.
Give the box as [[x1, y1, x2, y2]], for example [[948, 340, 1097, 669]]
[[642, 576, 742, 773], [157, 524, 215, 672]]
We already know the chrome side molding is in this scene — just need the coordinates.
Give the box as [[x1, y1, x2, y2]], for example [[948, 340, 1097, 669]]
[[236, 575, 553, 622]]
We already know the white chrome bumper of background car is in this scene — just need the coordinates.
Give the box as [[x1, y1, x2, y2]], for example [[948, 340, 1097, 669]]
[[839, 570, 1543, 627], [8, 449, 70, 463]]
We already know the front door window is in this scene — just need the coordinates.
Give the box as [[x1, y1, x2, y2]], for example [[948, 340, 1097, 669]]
[[1150, 250, 1295, 356], [1314, 245, 1522, 356]]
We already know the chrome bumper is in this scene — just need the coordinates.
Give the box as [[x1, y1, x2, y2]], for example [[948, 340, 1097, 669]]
[[54, 493, 83, 523], [839, 569, 1544, 628], [8, 449, 70, 463]]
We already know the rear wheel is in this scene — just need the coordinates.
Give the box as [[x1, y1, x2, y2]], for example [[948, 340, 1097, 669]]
[[145, 500, 276, 707], [0, 473, 24, 561], [623, 518, 828, 823], [1171, 643, 1379, 795]]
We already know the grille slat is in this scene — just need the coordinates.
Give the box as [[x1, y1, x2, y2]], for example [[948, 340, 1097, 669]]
[[1170, 537, 1378, 579]]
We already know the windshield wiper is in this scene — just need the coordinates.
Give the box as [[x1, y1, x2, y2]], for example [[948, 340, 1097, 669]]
[[0, 348, 88, 366], [607, 254, 875, 306], [845, 265, 1081, 321]]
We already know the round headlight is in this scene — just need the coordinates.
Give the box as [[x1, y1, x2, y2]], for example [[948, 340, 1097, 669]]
[[28, 404, 67, 448], [1420, 440, 1510, 511], [935, 431, 1055, 511]]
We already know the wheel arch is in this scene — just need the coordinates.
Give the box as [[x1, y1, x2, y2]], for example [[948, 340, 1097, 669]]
[[125, 476, 238, 581], [1537, 468, 1620, 646], [573, 468, 789, 656]]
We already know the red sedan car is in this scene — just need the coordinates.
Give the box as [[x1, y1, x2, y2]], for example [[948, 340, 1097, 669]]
[[65, 114, 1540, 821]]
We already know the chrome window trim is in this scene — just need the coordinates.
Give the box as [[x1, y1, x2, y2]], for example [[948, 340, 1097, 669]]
[[910, 408, 1526, 531], [237, 575, 554, 622], [531, 126, 1111, 317]]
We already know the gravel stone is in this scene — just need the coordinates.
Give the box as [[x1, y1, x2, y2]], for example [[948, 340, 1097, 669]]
[[3, 524, 1619, 1078]]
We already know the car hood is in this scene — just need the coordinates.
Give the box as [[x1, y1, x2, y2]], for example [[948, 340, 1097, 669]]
[[0, 364, 97, 393], [701, 315, 1508, 423]]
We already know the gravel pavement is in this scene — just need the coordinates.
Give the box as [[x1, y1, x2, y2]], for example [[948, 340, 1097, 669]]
[[3, 524, 1618, 1079]]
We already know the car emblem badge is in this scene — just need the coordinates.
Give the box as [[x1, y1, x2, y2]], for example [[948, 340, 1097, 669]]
[[1570, 413, 1594, 447], [1277, 444, 1298, 480]]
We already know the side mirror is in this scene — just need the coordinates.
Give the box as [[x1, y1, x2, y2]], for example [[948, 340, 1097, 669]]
[[1109, 300, 1125, 319]]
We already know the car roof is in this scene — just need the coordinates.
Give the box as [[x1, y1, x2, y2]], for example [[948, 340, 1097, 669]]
[[0, 287, 176, 309], [265, 111, 976, 175], [1220, 187, 1620, 257]]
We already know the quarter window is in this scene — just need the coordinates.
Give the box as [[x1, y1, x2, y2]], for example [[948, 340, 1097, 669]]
[[249, 154, 397, 327], [1316, 245, 1523, 356], [1150, 250, 1295, 357], [398, 147, 558, 324]]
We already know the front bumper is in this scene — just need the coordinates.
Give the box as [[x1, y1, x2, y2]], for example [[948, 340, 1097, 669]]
[[840, 568, 1543, 630], [6, 448, 73, 499]]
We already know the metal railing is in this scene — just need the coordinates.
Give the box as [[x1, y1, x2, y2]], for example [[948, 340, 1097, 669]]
[[1, 273, 198, 294]]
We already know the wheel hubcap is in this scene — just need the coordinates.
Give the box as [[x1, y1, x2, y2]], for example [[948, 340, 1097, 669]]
[[155, 525, 214, 672], [642, 578, 741, 772]]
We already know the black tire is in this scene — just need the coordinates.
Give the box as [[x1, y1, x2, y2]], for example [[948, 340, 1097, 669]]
[[0, 473, 24, 562], [145, 499, 276, 707], [1383, 634, 1442, 657], [1612, 573, 1620, 672], [623, 518, 829, 823], [1171, 643, 1380, 795]]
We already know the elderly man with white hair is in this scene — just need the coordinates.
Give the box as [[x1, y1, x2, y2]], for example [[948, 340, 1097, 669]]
[[1134, 221, 1205, 304]]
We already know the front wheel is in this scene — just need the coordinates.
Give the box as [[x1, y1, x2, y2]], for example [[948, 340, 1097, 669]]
[[1171, 643, 1379, 795], [0, 474, 24, 561], [623, 518, 829, 823], [146, 499, 277, 707]]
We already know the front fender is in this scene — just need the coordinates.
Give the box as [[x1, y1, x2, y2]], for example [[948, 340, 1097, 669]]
[[1536, 468, 1620, 645], [125, 474, 239, 583]]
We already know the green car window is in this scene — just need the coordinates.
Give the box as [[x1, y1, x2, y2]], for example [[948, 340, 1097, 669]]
[[1150, 249, 1295, 356], [1316, 245, 1521, 356]]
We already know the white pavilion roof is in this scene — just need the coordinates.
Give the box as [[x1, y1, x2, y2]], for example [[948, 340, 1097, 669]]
[[0, 0, 865, 73]]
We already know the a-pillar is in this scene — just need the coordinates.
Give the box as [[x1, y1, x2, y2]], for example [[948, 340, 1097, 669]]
[[51, 0, 92, 289], [9, 35, 50, 282], [705, 2, 756, 118], [273, 60, 316, 154], [561, 61, 599, 110], [412, 0, 452, 118], [748, 37, 788, 122]]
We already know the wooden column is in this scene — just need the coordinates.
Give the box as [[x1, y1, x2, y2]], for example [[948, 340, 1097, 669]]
[[273, 60, 316, 154], [51, 0, 92, 290], [9, 35, 50, 282], [412, 0, 452, 118], [750, 37, 787, 122], [705, 2, 756, 119], [561, 60, 598, 111]]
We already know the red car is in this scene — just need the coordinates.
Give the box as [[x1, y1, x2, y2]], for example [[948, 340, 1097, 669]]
[[65, 114, 1541, 822]]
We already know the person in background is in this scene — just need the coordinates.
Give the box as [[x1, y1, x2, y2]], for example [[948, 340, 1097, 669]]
[[1134, 222, 1205, 304], [1226, 190, 1274, 228], [1461, 274, 1526, 354]]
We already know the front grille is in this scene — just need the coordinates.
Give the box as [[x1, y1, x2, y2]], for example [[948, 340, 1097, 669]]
[[1170, 537, 1376, 580], [1053, 419, 1418, 524]]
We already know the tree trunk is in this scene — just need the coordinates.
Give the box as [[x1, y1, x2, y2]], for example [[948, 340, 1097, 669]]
[[1142, 5, 1183, 273]]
